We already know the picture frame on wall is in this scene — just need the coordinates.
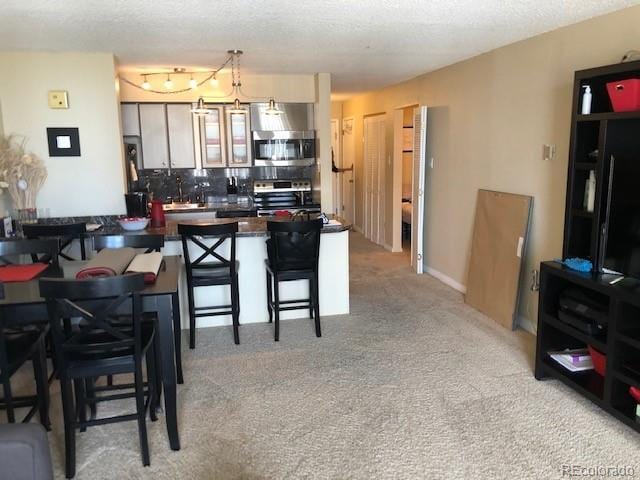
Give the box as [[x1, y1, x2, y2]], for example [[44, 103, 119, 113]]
[[46, 127, 80, 156]]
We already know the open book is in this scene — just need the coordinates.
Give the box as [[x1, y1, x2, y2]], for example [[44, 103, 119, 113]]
[[125, 252, 163, 284]]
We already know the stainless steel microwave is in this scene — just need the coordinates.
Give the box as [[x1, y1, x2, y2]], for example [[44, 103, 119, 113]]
[[252, 130, 315, 167]]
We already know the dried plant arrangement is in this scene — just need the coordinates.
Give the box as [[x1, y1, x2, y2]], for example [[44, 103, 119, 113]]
[[0, 134, 48, 210]]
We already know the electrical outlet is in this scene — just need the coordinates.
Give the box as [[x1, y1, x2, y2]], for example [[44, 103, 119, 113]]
[[48, 90, 69, 109]]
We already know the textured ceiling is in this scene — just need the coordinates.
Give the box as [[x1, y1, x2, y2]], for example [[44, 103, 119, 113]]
[[1, 0, 638, 97]]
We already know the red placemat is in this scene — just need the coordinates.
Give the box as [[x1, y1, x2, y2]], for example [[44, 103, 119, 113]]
[[0, 263, 49, 282]]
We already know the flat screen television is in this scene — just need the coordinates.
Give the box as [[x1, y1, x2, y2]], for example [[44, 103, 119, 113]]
[[603, 153, 640, 278]]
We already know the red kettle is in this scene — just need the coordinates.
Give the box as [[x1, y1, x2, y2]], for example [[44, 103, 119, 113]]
[[150, 200, 166, 227]]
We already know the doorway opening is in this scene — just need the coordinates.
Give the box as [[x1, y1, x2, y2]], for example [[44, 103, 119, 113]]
[[392, 105, 427, 274]]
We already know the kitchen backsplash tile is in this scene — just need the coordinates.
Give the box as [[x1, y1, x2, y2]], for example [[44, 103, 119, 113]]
[[134, 166, 316, 202]]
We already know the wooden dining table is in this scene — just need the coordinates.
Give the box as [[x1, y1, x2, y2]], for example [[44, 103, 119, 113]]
[[0, 255, 182, 451]]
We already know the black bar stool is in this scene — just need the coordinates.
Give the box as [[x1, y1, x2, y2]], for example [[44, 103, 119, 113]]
[[39, 274, 160, 479], [0, 238, 60, 430], [23, 222, 87, 262], [178, 222, 240, 348], [265, 219, 323, 341]]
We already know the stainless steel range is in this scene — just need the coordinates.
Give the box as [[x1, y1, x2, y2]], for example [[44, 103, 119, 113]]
[[253, 179, 321, 216]]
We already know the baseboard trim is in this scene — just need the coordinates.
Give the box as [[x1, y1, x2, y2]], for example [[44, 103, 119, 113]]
[[384, 243, 403, 253], [353, 225, 363, 234], [424, 265, 467, 294], [516, 315, 537, 335]]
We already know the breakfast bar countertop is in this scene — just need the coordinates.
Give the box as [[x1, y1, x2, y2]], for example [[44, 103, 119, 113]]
[[94, 215, 351, 241]]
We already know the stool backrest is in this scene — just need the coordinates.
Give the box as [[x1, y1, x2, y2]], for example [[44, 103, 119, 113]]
[[177, 222, 238, 273], [39, 274, 146, 369], [22, 223, 87, 261], [0, 238, 60, 267], [267, 219, 322, 271], [93, 234, 164, 253]]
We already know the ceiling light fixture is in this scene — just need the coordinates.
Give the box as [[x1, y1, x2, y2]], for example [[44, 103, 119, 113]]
[[164, 74, 173, 90], [191, 97, 211, 116], [264, 98, 282, 115], [210, 75, 219, 87], [226, 50, 247, 113], [141, 75, 151, 90], [189, 76, 198, 89]]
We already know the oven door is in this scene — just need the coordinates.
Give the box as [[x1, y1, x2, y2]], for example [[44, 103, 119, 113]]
[[253, 131, 315, 166]]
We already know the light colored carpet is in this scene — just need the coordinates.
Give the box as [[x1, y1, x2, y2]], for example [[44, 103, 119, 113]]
[[6, 232, 640, 479]]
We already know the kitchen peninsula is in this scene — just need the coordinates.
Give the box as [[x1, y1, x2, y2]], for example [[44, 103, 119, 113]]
[[85, 215, 350, 330]]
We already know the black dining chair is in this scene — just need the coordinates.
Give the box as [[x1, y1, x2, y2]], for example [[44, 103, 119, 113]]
[[265, 219, 323, 341], [91, 232, 182, 385], [39, 274, 160, 479], [178, 222, 240, 348], [0, 238, 61, 430], [23, 222, 87, 262], [93, 234, 164, 253]]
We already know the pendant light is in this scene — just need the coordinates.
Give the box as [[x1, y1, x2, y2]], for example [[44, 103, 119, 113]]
[[191, 97, 211, 116], [164, 74, 173, 89], [141, 75, 151, 90], [210, 75, 219, 87], [264, 98, 282, 115], [189, 76, 198, 89], [227, 97, 245, 114]]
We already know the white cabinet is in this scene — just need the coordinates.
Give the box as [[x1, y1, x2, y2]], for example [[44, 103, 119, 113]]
[[121, 103, 140, 137], [167, 104, 196, 169], [225, 108, 252, 167], [139, 104, 169, 169], [199, 106, 226, 168]]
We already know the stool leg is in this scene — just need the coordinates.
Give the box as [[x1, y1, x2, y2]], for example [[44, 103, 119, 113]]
[[60, 378, 76, 479], [273, 274, 280, 342], [134, 362, 150, 466], [1, 371, 15, 423], [186, 284, 196, 349], [231, 276, 240, 345], [313, 272, 321, 337], [32, 338, 51, 430], [172, 292, 184, 384], [266, 270, 273, 323], [74, 379, 87, 432]]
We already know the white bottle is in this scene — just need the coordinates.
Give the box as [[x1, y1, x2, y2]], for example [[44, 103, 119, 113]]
[[586, 170, 596, 212], [581, 85, 592, 115]]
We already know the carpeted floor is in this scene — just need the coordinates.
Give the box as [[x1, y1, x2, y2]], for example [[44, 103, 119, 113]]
[[7, 231, 640, 479]]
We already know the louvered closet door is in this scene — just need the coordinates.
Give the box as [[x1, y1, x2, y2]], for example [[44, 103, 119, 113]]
[[364, 115, 385, 244]]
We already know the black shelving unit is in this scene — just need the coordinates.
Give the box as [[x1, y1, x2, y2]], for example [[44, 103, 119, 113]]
[[563, 59, 640, 270], [539, 59, 640, 433], [536, 262, 640, 433]]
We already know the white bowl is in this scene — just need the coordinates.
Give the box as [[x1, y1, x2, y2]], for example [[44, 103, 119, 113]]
[[118, 217, 149, 231]]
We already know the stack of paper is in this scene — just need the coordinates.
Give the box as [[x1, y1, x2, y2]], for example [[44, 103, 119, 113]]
[[548, 348, 594, 372]]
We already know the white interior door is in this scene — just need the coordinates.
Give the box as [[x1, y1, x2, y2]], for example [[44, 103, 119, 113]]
[[411, 106, 427, 274], [364, 115, 386, 245], [330, 119, 341, 216], [341, 117, 355, 225]]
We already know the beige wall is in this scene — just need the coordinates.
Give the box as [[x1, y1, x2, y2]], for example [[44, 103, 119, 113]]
[[0, 52, 126, 217], [342, 5, 640, 331]]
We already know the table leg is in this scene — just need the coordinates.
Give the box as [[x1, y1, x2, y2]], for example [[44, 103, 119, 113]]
[[156, 295, 181, 451], [172, 292, 184, 384]]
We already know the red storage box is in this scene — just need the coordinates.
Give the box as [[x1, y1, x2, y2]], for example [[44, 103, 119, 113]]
[[588, 345, 606, 376], [607, 79, 640, 112]]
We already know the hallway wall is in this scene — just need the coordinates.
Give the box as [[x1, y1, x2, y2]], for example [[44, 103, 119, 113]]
[[341, 5, 640, 331]]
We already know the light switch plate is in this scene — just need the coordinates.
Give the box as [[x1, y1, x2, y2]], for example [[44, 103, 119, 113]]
[[48, 90, 69, 109], [543, 144, 555, 161]]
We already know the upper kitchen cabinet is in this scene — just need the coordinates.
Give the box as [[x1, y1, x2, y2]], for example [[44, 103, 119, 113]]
[[121, 103, 140, 137], [139, 104, 169, 169], [225, 108, 252, 167], [199, 106, 226, 168], [166, 104, 196, 169]]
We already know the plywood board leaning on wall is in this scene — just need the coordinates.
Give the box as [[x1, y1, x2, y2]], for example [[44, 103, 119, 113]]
[[465, 190, 533, 330]]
